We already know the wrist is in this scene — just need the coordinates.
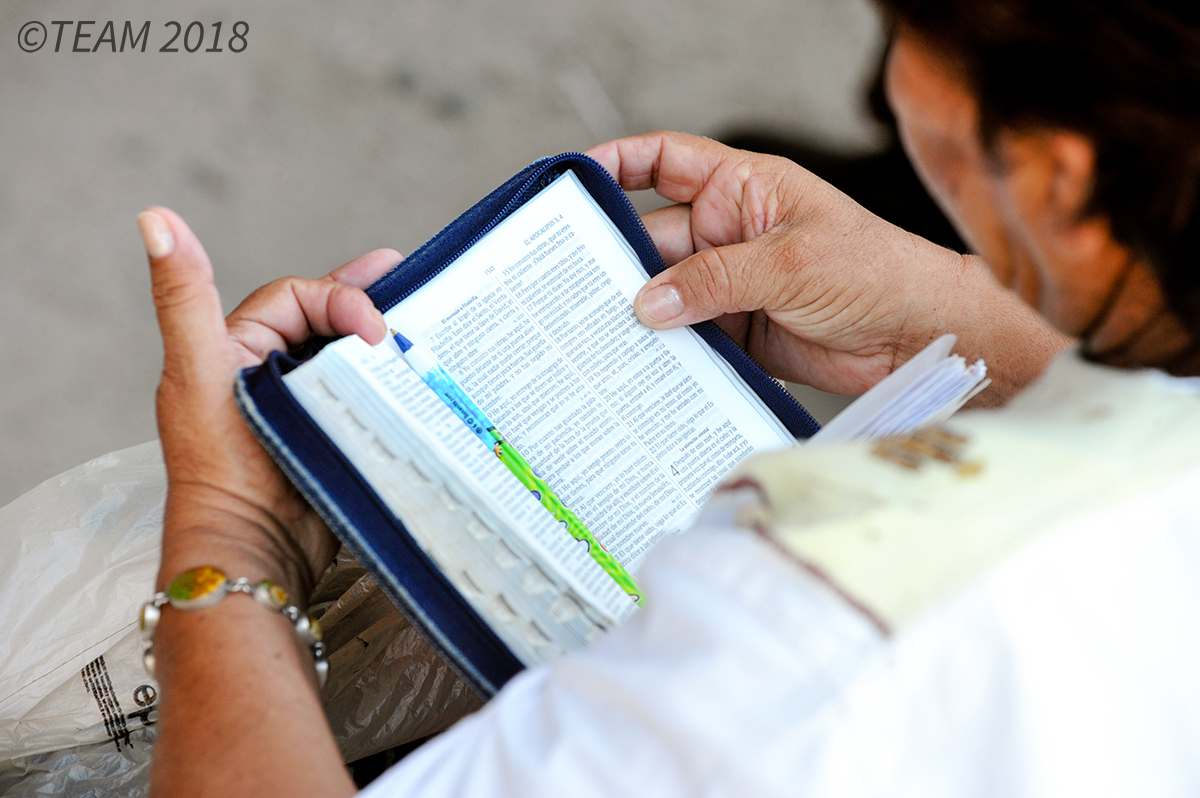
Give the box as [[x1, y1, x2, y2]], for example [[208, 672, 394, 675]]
[[146, 588, 351, 795], [158, 501, 322, 604], [141, 565, 328, 689], [934, 253, 1073, 404]]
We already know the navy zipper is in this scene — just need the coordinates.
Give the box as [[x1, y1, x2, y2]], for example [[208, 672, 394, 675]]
[[374, 155, 576, 312]]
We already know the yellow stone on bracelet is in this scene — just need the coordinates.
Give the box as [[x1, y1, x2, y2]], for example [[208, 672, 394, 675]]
[[166, 566, 229, 609]]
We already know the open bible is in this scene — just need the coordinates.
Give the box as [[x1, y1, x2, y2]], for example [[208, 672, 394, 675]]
[[236, 155, 985, 695]]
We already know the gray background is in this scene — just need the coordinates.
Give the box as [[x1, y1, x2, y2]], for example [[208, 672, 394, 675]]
[[0, 0, 884, 507]]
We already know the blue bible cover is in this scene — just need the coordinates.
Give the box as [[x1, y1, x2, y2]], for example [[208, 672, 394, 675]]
[[235, 153, 820, 696]]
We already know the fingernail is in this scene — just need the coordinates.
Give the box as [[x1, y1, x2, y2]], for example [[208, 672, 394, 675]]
[[639, 284, 684, 323], [137, 211, 175, 259]]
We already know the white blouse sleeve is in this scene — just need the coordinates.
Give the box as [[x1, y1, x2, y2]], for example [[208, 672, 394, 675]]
[[359, 492, 882, 798]]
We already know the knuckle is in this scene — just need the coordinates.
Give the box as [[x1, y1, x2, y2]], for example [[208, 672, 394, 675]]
[[228, 276, 306, 320], [264, 275, 306, 298], [767, 231, 828, 312], [686, 249, 738, 313], [253, 275, 304, 303], [150, 274, 200, 313]]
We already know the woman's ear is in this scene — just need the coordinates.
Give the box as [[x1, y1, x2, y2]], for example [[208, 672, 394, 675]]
[[1047, 133, 1096, 223], [1047, 132, 1116, 266], [998, 129, 1108, 264]]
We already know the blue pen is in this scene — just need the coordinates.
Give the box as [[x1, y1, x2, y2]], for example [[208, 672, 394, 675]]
[[390, 330, 494, 448], [390, 329, 642, 603]]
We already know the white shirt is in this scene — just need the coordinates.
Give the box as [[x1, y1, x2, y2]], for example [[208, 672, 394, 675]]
[[364, 357, 1200, 797]]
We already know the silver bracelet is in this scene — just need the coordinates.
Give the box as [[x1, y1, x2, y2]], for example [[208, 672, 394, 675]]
[[139, 566, 328, 687]]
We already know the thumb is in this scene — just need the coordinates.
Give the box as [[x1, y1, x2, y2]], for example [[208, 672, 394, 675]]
[[633, 240, 784, 330], [139, 207, 230, 386]]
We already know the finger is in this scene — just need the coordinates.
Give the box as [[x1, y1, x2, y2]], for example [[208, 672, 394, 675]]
[[227, 277, 388, 363], [586, 131, 737, 203], [227, 248, 401, 367], [633, 236, 792, 330], [141, 207, 230, 385], [583, 139, 621, 180], [640, 204, 697, 267], [325, 248, 403, 289]]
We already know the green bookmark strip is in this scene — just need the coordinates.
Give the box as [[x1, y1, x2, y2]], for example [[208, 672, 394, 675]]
[[491, 433, 643, 605]]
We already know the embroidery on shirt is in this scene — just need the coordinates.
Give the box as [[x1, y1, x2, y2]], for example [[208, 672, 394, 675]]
[[871, 427, 980, 475]]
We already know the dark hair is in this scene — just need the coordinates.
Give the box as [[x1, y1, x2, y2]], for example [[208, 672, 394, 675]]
[[876, 0, 1200, 329]]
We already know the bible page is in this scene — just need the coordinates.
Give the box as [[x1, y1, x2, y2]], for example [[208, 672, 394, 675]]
[[384, 171, 793, 570]]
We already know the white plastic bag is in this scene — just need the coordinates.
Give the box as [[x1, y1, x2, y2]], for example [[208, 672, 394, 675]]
[[0, 442, 165, 759], [0, 727, 154, 798], [0, 442, 480, 776]]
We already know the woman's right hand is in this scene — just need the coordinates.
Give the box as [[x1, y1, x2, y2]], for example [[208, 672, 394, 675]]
[[586, 131, 1070, 402]]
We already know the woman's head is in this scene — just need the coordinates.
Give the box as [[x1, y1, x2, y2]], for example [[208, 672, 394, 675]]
[[879, 0, 1200, 370]]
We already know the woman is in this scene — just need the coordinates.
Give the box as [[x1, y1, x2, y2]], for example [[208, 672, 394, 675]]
[[142, 0, 1200, 794]]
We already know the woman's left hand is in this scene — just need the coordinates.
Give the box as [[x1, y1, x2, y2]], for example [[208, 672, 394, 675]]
[[140, 206, 398, 600]]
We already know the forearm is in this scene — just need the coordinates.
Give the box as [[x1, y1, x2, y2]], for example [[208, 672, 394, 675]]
[[149, 523, 354, 798], [932, 251, 1074, 405]]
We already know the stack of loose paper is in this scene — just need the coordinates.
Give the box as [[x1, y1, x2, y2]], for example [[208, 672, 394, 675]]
[[809, 334, 988, 445]]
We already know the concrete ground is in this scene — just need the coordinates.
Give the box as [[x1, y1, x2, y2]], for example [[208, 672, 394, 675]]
[[0, 0, 883, 507]]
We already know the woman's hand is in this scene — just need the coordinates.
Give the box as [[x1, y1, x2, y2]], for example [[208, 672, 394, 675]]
[[140, 207, 395, 797], [586, 131, 1070, 402], [141, 206, 398, 600]]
